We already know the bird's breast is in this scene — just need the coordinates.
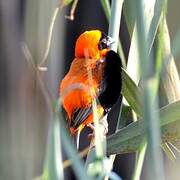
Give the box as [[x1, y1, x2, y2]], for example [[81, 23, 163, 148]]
[[60, 58, 105, 119]]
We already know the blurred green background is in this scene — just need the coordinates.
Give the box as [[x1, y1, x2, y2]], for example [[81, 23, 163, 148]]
[[0, 0, 180, 180]]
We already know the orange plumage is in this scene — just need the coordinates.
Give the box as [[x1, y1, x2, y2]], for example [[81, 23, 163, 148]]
[[60, 30, 122, 136]]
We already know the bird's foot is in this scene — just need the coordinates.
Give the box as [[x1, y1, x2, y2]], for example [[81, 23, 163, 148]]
[[87, 123, 95, 140], [99, 114, 108, 136], [87, 115, 108, 140]]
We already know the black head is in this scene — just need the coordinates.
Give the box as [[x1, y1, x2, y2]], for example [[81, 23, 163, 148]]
[[98, 32, 115, 50]]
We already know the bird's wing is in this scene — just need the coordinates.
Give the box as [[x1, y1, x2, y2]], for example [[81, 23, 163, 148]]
[[98, 50, 122, 111], [70, 106, 93, 129]]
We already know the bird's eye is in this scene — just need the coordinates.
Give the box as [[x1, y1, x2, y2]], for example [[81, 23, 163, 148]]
[[98, 32, 115, 50], [98, 38, 108, 50]]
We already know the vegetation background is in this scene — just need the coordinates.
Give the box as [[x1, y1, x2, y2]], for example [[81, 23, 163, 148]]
[[0, 0, 180, 180]]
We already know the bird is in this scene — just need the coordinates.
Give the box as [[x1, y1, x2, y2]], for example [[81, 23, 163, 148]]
[[60, 30, 122, 148]]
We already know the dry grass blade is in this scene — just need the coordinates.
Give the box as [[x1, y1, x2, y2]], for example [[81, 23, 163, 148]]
[[65, 0, 79, 20], [38, 6, 62, 68], [161, 19, 180, 102]]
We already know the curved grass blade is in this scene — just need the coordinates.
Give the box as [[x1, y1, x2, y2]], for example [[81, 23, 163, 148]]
[[121, 69, 141, 116], [107, 100, 180, 155]]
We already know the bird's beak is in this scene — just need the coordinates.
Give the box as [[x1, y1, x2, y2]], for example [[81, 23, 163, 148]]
[[106, 36, 115, 47]]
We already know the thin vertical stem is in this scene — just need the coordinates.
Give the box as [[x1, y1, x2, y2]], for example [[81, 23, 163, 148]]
[[44, 114, 63, 180], [101, 0, 126, 67], [100, 0, 111, 21], [108, 0, 124, 131], [132, 140, 147, 180], [108, 0, 124, 51], [135, 1, 165, 180]]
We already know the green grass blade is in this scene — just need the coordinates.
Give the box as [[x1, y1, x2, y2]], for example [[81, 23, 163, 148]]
[[147, 0, 167, 52], [108, 0, 124, 52], [116, 105, 131, 129], [43, 116, 63, 180], [100, 0, 126, 67], [124, 1, 167, 179], [171, 29, 180, 57], [161, 143, 176, 161], [135, 0, 165, 179], [121, 69, 141, 116], [107, 120, 180, 155], [100, 0, 110, 21], [124, 0, 166, 84], [132, 140, 147, 180], [161, 19, 180, 102], [123, 0, 136, 36], [107, 100, 180, 155], [61, 0, 74, 6], [60, 116, 91, 179], [152, 6, 177, 161]]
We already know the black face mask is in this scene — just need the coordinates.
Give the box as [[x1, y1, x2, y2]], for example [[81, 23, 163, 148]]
[[98, 32, 115, 50]]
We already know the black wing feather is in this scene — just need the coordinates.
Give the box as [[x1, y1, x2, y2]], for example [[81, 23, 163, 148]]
[[98, 50, 122, 111], [70, 106, 92, 129]]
